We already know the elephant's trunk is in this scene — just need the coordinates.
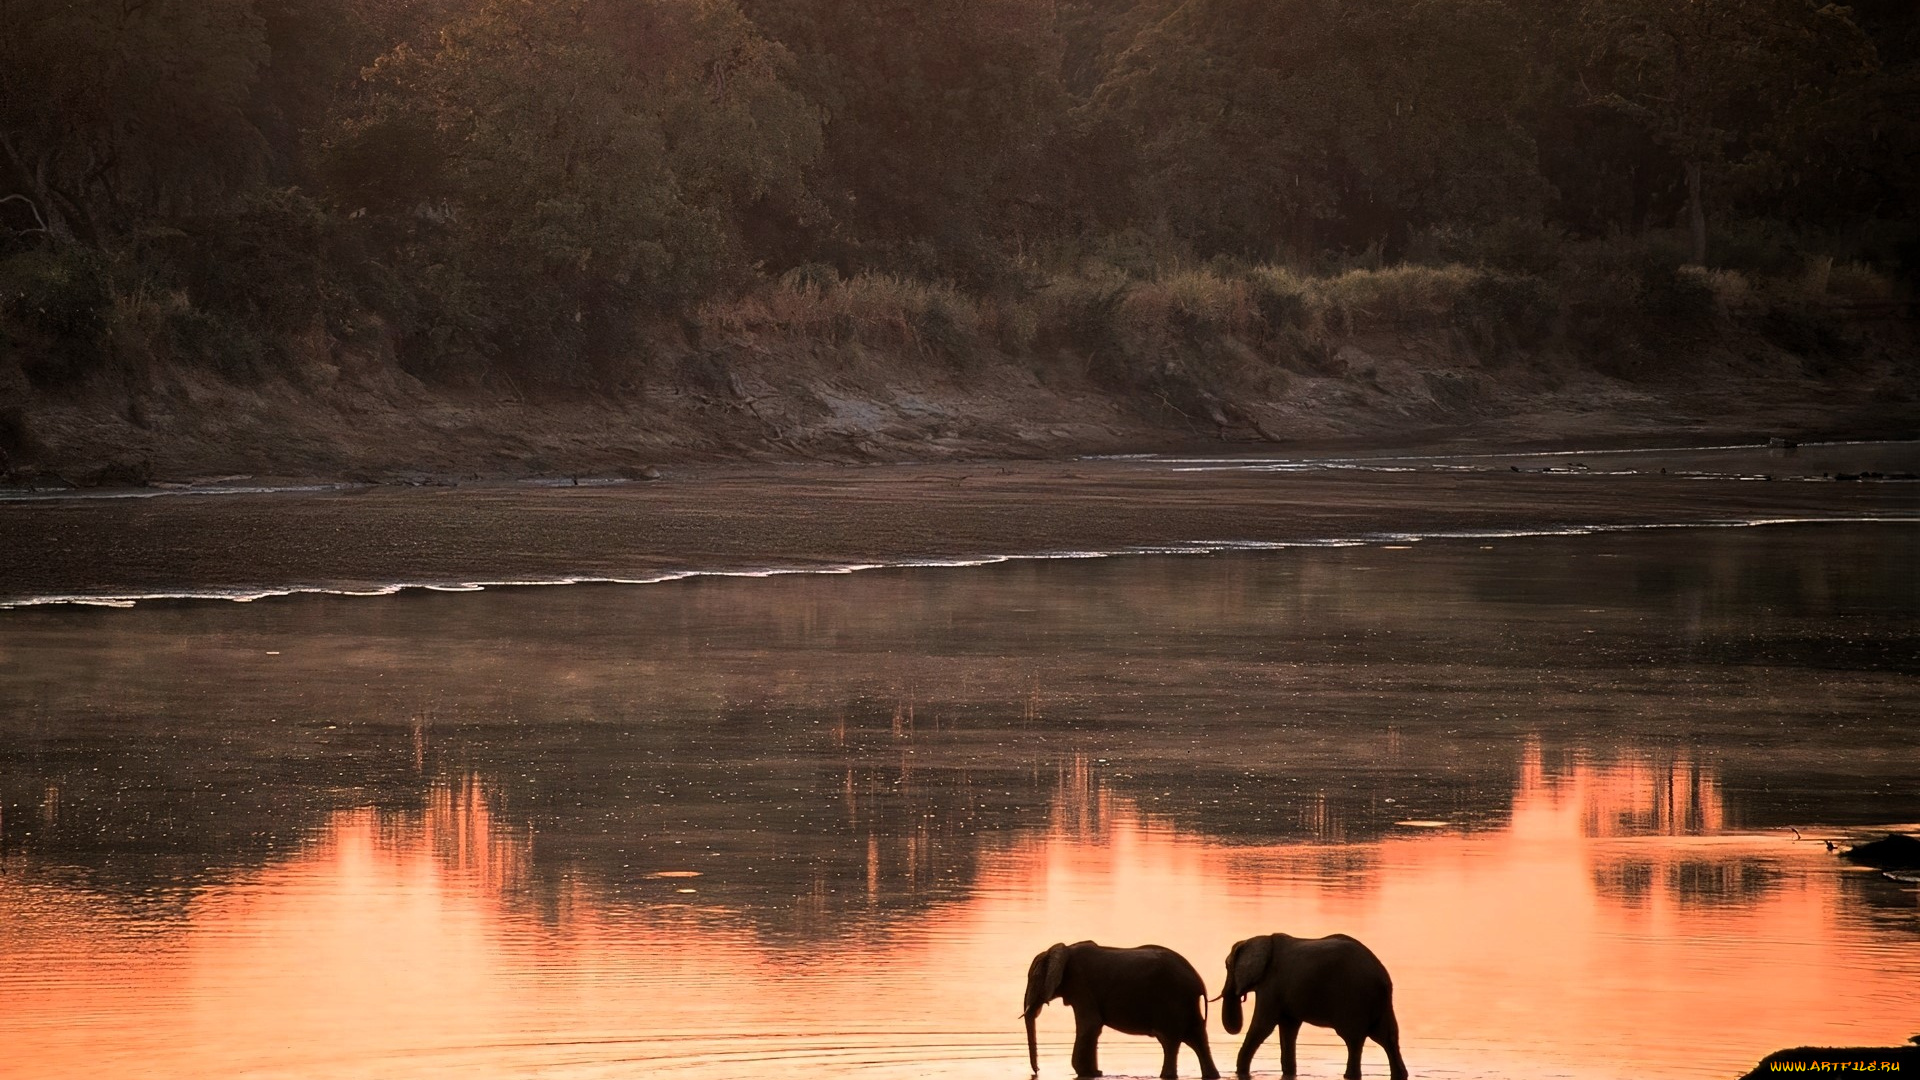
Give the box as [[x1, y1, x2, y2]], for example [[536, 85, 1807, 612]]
[[1221, 973, 1244, 1035], [1025, 1009, 1040, 1073]]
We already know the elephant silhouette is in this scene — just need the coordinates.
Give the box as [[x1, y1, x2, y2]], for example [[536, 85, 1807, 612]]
[[1220, 932, 1408, 1080], [1023, 940, 1222, 1079]]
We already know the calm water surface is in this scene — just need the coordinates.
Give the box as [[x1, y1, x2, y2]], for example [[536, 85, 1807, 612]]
[[2, 525, 1917, 1079]]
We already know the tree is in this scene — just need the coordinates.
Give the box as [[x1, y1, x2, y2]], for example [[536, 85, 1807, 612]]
[[740, 0, 1070, 279], [1093, 0, 1544, 260], [1055, 0, 1181, 98], [1579, 0, 1875, 264], [0, 0, 269, 246], [325, 0, 822, 377]]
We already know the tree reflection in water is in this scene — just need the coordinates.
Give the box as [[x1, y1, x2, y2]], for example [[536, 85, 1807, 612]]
[[3, 748, 1918, 1080]]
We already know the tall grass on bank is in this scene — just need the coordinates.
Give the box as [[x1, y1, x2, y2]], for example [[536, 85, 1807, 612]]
[[698, 229, 1902, 382], [701, 261, 1526, 369], [701, 270, 993, 363], [11, 226, 1902, 396], [701, 262, 1495, 354]]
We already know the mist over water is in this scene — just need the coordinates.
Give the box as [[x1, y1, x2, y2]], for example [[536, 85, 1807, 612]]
[[2, 524, 1917, 1079]]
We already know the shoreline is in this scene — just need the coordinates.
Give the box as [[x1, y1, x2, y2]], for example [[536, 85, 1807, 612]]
[[7, 305, 1917, 490], [4, 432, 1915, 498], [7, 513, 1916, 611], [4, 443, 1916, 610]]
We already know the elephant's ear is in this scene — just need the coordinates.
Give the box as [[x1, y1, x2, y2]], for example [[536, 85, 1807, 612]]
[[1042, 942, 1070, 1001], [1231, 935, 1273, 990]]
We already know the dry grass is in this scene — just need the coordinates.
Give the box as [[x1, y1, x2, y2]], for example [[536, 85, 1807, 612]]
[[1309, 265, 1477, 333], [703, 238, 1899, 376], [704, 272, 973, 335], [1119, 268, 1258, 337], [1822, 261, 1897, 301], [1032, 261, 1479, 349], [708, 261, 1485, 368], [1683, 267, 1757, 314], [702, 272, 989, 360], [107, 282, 195, 368]]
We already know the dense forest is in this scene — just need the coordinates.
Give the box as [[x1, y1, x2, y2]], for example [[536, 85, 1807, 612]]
[[2, 0, 1916, 465]]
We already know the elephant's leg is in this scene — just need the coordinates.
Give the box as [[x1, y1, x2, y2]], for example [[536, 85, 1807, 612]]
[[1187, 1023, 1222, 1080], [1070, 1010, 1104, 1078], [1235, 998, 1281, 1079], [1373, 1010, 1409, 1080], [1277, 1017, 1303, 1078], [1340, 1031, 1365, 1080], [1158, 1034, 1182, 1080]]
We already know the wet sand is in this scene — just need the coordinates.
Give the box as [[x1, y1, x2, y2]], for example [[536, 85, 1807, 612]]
[[2, 443, 1916, 606]]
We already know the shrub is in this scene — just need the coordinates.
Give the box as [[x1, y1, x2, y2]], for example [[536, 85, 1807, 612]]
[[1312, 265, 1475, 332], [1033, 272, 1129, 358], [1760, 305, 1849, 359], [1639, 262, 1716, 322], [1122, 269, 1253, 344], [1822, 262, 1896, 301], [1710, 219, 1809, 277], [1409, 220, 1565, 276], [980, 295, 1039, 354], [173, 189, 331, 331], [912, 301, 974, 365], [166, 307, 277, 383], [1456, 271, 1557, 348], [1247, 266, 1310, 332], [1477, 220, 1566, 276], [780, 262, 840, 293], [701, 271, 986, 364], [0, 248, 112, 386], [0, 403, 37, 463], [1694, 268, 1757, 313]]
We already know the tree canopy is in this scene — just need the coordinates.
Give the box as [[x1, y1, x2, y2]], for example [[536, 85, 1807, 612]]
[[3, 0, 1913, 381]]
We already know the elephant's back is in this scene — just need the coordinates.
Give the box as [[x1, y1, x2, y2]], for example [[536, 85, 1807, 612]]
[[1132, 944, 1209, 992], [1292, 936, 1395, 997]]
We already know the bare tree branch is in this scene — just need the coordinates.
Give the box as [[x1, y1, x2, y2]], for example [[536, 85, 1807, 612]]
[[0, 192, 50, 233]]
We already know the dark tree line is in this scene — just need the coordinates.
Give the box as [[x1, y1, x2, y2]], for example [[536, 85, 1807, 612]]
[[2, 0, 1915, 383]]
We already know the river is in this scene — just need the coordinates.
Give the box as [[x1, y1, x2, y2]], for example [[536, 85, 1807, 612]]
[[2, 445, 1916, 1078]]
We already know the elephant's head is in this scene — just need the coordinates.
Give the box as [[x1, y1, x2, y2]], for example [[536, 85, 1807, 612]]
[[1023, 943, 1070, 1072], [1220, 935, 1274, 1035]]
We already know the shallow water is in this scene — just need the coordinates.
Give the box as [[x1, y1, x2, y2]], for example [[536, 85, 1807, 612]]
[[4, 441, 1917, 610], [3, 521, 1918, 1079]]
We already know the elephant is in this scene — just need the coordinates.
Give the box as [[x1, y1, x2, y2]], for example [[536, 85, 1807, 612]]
[[1220, 933, 1408, 1080], [1023, 940, 1222, 1080]]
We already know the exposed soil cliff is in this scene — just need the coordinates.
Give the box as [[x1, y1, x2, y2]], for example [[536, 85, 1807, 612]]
[[3, 308, 1915, 485]]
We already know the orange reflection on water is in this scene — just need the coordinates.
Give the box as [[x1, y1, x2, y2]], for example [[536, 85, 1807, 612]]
[[1, 758, 1915, 1080], [1513, 739, 1727, 838], [997, 749, 1914, 1079]]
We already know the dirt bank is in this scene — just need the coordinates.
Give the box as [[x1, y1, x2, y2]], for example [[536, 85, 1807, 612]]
[[3, 309, 1916, 485]]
